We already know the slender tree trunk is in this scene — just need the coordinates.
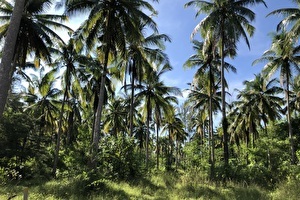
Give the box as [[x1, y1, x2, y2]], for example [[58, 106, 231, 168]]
[[53, 88, 68, 177], [246, 131, 250, 165], [209, 65, 215, 180], [91, 50, 109, 167], [221, 36, 229, 164], [286, 75, 296, 164], [175, 137, 179, 170], [129, 67, 135, 137], [156, 124, 159, 170], [220, 20, 229, 180], [0, 0, 25, 117], [146, 97, 151, 169]]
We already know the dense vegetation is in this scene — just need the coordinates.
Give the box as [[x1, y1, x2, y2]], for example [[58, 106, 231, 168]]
[[1, 0, 300, 199]]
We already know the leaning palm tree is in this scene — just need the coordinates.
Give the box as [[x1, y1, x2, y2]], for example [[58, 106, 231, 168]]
[[253, 31, 300, 164], [64, 0, 159, 164], [184, 0, 267, 169], [0, 0, 25, 117], [0, 0, 72, 68], [0, 0, 71, 116]]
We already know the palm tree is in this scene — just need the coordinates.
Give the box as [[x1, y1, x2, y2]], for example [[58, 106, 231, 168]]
[[23, 68, 61, 149], [184, 37, 236, 178], [229, 74, 283, 163], [64, 0, 159, 164], [103, 97, 128, 137], [185, 0, 267, 170], [123, 25, 171, 137], [267, 0, 300, 37], [185, 73, 222, 177], [184, 39, 218, 167], [0, 0, 72, 68], [161, 114, 188, 170], [290, 75, 300, 116], [240, 74, 283, 131], [253, 31, 300, 164], [51, 39, 89, 176], [135, 64, 181, 169], [0, 0, 25, 117]]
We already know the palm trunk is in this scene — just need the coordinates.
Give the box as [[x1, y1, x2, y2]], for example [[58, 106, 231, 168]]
[[130, 68, 135, 137], [0, 0, 25, 117], [246, 131, 249, 164], [220, 19, 229, 180], [286, 75, 296, 164], [146, 97, 151, 169], [156, 124, 159, 170], [53, 88, 68, 177], [91, 49, 109, 167], [175, 137, 179, 170], [209, 65, 215, 180]]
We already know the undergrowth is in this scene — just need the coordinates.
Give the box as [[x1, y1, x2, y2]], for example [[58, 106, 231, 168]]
[[0, 171, 297, 200]]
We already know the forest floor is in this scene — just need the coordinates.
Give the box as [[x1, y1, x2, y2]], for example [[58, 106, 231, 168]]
[[0, 171, 297, 200]]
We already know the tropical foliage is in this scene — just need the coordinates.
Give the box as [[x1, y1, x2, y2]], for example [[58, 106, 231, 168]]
[[1, 0, 300, 198]]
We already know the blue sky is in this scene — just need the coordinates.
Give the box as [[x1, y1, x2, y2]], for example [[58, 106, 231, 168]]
[[148, 0, 296, 102]]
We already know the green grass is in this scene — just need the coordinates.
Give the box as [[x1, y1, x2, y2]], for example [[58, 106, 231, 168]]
[[0, 172, 283, 200]]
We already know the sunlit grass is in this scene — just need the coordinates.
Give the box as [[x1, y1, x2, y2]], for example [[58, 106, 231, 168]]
[[2, 171, 293, 200]]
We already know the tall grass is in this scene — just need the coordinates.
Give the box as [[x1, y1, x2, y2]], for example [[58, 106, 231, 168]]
[[0, 171, 287, 200]]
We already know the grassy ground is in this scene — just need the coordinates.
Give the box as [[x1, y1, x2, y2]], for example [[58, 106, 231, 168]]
[[0, 172, 295, 200]]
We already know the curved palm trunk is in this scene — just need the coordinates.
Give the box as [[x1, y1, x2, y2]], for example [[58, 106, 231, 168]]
[[0, 0, 25, 117], [286, 75, 296, 164]]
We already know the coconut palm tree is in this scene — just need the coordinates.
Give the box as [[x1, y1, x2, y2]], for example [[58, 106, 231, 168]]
[[184, 37, 236, 177], [103, 97, 128, 137], [290, 75, 300, 116], [239, 74, 283, 130], [0, 0, 72, 68], [23, 68, 61, 149], [123, 25, 171, 137], [135, 64, 181, 169], [184, 0, 267, 169], [63, 0, 159, 164], [0, 0, 25, 117], [51, 39, 91, 176], [229, 74, 283, 163], [267, 0, 300, 37], [161, 114, 188, 170], [253, 31, 300, 164]]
